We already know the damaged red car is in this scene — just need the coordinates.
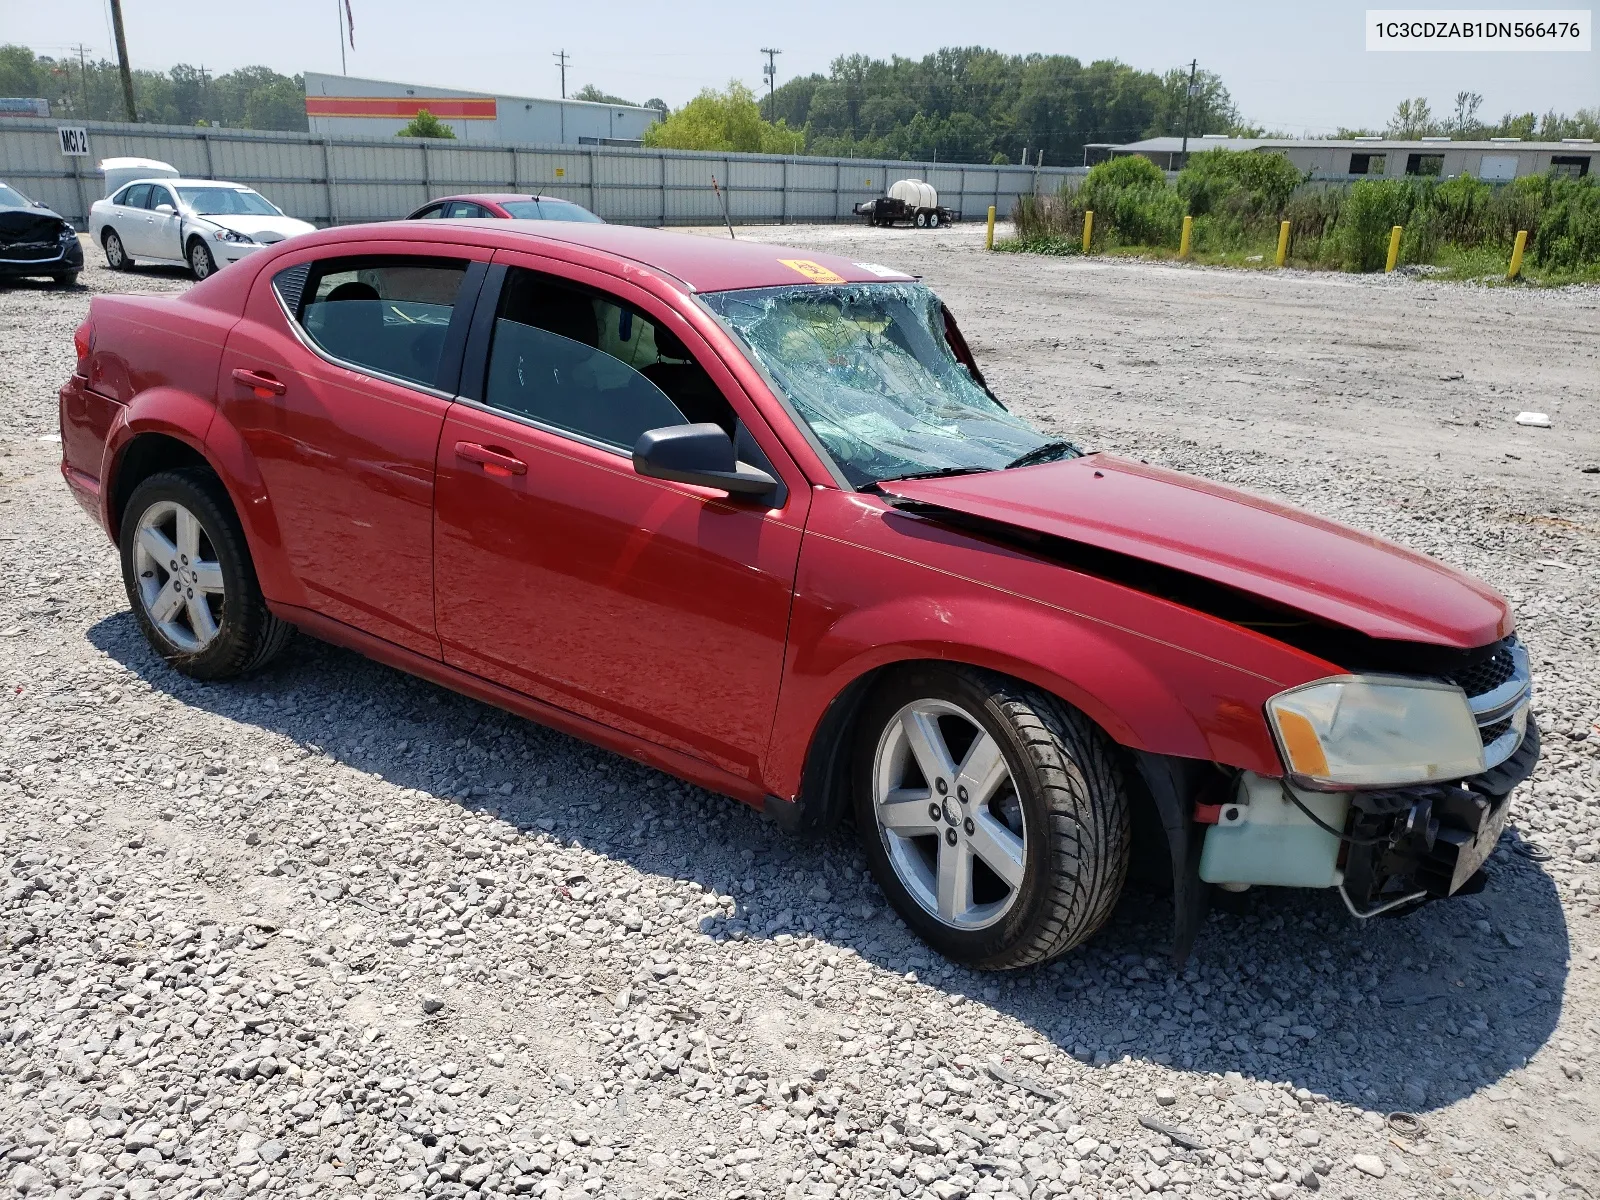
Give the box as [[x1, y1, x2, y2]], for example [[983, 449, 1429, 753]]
[[59, 220, 1538, 968]]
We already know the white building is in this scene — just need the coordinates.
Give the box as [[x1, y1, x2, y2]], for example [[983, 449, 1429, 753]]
[[303, 73, 659, 146], [1092, 134, 1595, 180]]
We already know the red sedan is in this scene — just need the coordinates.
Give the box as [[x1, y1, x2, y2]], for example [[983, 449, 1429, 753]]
[[407, 193, 603, 223], [58, 220, 1537, 968]]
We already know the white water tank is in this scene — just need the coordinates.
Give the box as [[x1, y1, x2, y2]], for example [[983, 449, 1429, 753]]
[[99, 157, 179, 197], [888, 178, 937, 210]]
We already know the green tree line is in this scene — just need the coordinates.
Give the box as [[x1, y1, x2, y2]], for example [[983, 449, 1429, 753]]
[[0, 45, 307, 130], [764, 47, 1238, 165]]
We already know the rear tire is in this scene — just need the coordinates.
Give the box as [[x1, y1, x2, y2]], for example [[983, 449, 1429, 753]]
[[119, 467, 294, 680], [854, 665, 1130, 969]]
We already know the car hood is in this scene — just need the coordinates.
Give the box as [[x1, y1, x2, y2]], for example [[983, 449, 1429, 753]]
[[878, 453, 1511, 649], [0, 207, 68, 244], [198, 214, 316, 244]]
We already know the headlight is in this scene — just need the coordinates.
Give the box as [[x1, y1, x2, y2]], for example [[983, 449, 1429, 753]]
[[59, 226, 78, 241], [1266, 675, 1485, 789], [211, 227, 254, 244]]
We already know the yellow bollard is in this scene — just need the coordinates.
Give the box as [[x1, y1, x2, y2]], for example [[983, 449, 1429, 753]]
[[1179, 214, 1193, 260], [1275, 220, 1290, 267], [1082, 210, 1094, 254], [986, 205, 996, 251], [1385, 225, 1403, 273], [1508, 229, 1528, 279]]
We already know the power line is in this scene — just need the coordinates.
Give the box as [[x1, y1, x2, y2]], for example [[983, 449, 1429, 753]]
[[553, 50, 570, 100]]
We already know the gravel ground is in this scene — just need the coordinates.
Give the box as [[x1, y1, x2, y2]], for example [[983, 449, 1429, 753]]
[[0, 232, 1596, 1200]]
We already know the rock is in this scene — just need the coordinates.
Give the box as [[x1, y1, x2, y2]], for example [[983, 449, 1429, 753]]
[[420, 993, 445, 1014], [8, 1165, 47, 1194], [1352, 1155, 1387, 1178], [1154, 1088, 1176, 1106], [1548, 1147, 1573, 1168]]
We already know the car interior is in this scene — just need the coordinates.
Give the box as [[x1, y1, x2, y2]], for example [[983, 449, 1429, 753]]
[[483, 271, 736, 449]]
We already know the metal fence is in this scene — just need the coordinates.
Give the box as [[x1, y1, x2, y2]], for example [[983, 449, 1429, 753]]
[[1, 117, 1087, 231]]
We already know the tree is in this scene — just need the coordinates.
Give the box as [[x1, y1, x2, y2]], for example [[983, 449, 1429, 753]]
[[1387, 97, 1437, 139], [1452, 91, 1484, 136], [396, 109, 456, 138], [643, 97, 668, 114], [573, 84, 636, 106], [641, 81, 803, 153]]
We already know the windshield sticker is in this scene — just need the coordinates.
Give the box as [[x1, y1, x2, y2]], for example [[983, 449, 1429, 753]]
[[778, 259, 847, 284], [853, 261, 910, 279]]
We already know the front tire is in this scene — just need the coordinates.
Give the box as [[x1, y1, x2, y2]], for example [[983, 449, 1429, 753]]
[[52, 271, 80, 287], [188, 238, 216, 281], [854, 665, 1130, 969], [103, 230, 132, 270], [119, 468, 293, 679]]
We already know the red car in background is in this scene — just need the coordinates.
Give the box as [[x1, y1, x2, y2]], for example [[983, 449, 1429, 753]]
[[407, 193, 603, 223], [58, 220, 1537, 968]]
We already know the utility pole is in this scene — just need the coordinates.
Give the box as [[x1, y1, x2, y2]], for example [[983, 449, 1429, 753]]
[[108, 0, 138, 122], [1179, 58, 1199, 168], [71, 43, 92, 120], [553, 50, 570, 100], [760, 48, 781, 121]]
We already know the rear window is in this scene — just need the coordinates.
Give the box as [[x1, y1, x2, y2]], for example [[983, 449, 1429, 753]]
[[500, 199, 603, 223], [288, 256, 469, 389]]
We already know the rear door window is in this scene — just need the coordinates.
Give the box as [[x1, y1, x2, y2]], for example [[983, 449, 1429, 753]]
[[121, 184, 151, 209], [480, 267, 733, 451], [292, 257, 470, 389], [442, 201, 489, 218]]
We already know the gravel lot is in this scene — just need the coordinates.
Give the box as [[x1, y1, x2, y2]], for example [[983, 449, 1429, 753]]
[[1, 231, 1596, 1200]]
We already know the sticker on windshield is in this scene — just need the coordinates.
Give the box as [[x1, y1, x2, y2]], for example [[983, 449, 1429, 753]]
[[853, 261, 910, 279], [778, 259, 847, 284]]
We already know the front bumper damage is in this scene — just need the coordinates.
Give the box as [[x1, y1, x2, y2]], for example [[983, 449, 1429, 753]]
[[1340, 721, 1540, 914]]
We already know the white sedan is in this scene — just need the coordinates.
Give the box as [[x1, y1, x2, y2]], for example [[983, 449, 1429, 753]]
[[88, 178, 316, 280]]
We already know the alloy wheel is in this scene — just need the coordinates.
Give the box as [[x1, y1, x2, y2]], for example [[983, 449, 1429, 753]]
[[132, 499, 225, 652], [871, 698, 1026, 930], [105, 232, 125, 269], [190, 242, 213, 280]]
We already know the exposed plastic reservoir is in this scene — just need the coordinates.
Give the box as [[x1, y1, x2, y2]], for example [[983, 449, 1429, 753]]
[[888, 178, 937, 210], [1198, 772, 1349, 888]]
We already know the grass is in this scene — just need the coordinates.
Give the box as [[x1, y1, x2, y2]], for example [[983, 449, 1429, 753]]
[[1010, 155, 1600, 284]]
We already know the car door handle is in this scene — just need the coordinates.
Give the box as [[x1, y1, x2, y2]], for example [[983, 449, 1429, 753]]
[[455, 441, 527, 477], [231, 368, 288, 397]]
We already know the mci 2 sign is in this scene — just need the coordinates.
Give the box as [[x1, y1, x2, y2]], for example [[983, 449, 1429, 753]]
[[58, 126, 90, 156]]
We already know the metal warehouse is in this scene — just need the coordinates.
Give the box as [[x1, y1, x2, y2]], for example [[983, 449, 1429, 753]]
[[303, 72, 659, 147], [1091, 135, 1594, 180]]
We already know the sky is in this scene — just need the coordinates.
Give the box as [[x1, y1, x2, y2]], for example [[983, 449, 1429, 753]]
[[13, 0, 1597, 133]]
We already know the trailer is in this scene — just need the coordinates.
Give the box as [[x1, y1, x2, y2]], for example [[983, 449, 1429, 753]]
[[852, 178, 958, 228]]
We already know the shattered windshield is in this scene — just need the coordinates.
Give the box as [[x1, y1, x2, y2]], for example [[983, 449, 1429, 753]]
[[701, 282, 1056, 488]]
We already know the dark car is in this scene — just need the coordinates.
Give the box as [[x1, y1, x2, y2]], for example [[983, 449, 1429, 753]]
[[406, 193, 604, 223], [0, 182, 84, 285]]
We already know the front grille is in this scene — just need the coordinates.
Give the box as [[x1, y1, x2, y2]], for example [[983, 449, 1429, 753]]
[[1479, 717, 1513, 746], [0, 242, 61, 262], [1443, 639, 1519, 698]]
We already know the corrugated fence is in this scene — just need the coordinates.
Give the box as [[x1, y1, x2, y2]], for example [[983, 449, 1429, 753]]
[[1, 118, 1087, 230]]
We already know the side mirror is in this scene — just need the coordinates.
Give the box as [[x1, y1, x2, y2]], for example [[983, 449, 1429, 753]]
[[633, 423, 778, 501], [154, 203, 175, 214]]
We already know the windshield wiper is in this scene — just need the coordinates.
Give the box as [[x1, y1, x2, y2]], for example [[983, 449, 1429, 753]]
[[1005, 440, 1082, 470], [864, 465, 994, 490]]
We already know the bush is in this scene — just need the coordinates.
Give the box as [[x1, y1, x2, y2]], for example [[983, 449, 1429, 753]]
[[642, 82, 804, 153], [1177, 149, 1303, 219], [396, 109, 455, 139], [1078, 156, 1182, 247], [1531, 176, 1600, 272], [1334, 180, 1416, 271]]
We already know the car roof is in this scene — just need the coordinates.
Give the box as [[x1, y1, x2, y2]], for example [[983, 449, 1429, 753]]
[[346, 218, 916, 293], [431, 194, 583, 205], [112, 178, 256, 190]]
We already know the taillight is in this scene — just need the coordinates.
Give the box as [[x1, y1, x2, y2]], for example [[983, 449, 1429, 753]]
[[73, 320, 93, 375]]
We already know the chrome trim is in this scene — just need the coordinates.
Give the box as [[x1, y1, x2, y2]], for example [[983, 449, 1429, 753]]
[[1469, 640, 1532, 771], [1467, 639, 1531, 725]]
